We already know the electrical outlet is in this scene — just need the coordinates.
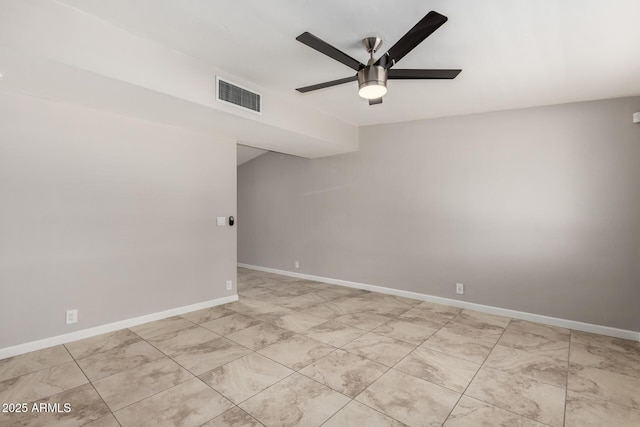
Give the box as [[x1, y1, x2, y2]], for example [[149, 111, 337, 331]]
[[456, 283, 464, 295], [295, 261, 300, 269], [226, 280, 233, 291], [66, 309, 78, 325]]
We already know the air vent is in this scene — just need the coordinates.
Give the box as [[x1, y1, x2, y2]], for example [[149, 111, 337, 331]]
[[216, 77, 261, 114]]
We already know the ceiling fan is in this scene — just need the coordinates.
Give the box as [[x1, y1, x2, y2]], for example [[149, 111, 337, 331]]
[[295, 11, 461, 105]]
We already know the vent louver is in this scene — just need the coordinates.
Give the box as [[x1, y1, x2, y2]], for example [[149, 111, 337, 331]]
[[216, 77, 261, 114]]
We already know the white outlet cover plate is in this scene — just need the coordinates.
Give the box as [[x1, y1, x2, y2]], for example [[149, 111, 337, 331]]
[[456, 283, 464, 295], [66, 309, 78, 324], [217, 216, 226, 226], [226, 280, 233, 290]]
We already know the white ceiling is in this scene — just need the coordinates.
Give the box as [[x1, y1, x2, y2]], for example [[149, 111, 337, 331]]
[[57, 0, 640, 127]]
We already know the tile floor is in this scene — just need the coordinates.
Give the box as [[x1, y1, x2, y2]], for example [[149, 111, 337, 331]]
[[1, 267, 639, 426]]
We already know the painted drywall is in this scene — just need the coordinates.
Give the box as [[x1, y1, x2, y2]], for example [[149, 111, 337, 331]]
[[0, 0, 359, 158], [238, 96, 640, 331], [0, 91, 237, 349]]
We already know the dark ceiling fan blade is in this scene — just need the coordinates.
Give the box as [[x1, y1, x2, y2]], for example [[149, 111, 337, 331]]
[[388, 69, 462, 79], [369, 98, 383, 106], [296, 32, 365, 71], [295, 75, 358, 93], [376, 11, 448, 69]]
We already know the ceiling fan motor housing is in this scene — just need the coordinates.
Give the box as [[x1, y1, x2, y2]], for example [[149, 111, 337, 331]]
[[358, 65, 388, 99]]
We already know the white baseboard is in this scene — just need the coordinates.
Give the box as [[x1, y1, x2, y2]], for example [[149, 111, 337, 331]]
[[0, 294, 239, 360], [238, 263, 640, 342]]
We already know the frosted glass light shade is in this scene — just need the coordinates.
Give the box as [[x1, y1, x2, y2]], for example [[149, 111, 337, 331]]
[[358, 83, 387, 99]]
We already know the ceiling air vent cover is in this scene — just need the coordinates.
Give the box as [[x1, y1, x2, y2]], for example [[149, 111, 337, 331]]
[[216, 77, 261, 114]]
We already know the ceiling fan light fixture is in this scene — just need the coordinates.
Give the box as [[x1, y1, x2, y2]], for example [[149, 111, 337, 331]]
[[358, 65, 387, 100]]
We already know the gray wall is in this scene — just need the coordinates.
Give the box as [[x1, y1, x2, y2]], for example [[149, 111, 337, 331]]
[[0, 92, 237, 349], [238, 97, 640, 331]]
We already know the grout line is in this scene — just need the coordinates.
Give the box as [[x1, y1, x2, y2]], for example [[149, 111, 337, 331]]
[[441, 317, 512, 425], [62, 340, 121, 425], [563, 330, 573, 427]]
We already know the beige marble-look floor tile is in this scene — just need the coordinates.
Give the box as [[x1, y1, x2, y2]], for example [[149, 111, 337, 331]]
[[270, 311, 327, 333], [367, 293, 422, 307], [75, 339, 164, 381], [356, 368, 460, 427], [299, 349, 387, 397], [83, 414, 121, 427], [342, 332, 415, 367], [250, 293, 294, 306], [422, 330, 495, 364], [244, 303, 295, 323], [224, 298, 270, 315], [180, 305, 235, 324], [0, 345, 72, 382], [373, 319, 437, 345], [147, 325, 252, 374], [114, 378, 233, 427], [278, 293, 340, 310], [258, 334, 335, 371], [498, 319, 570, 361], [312, 287, 352, 301], [356, 300, 414, 317], [323, 400, 406, 427], [226, 322, 295, 350], [570, 340, 640, 378], [328, 286, 371, 297], [301, 321, 365, 347], [266, 284, 310, 298], [568, 363, 640, 409], [484, 344, 567, 388], [251, 297, 295, 316], [201, 312, 262, 336], [465, 367, 565, 427], [129, 316, 194, 340], [147, 325, 221, 355], [0, 361, 88, 403], [330, 296, 372, 313], [444, 395, 547, 427], [564, 390, 640, 427], [395, 347, 480, 393], [303, 301, 354, 320], [239, 286, 286, 300], [398, 301, 461, 327], [65, 329, 141, 360], [169, 337, 252, 376], [240, 373, 350, 427], [92, 357, 192, 411], [334, 312, 392, 331], [0, 383, 110, 427], [570, 330, 640, 354], [441, 310, 511, 342], [202, 407, 264, 427], [200, 353, 293, 404]]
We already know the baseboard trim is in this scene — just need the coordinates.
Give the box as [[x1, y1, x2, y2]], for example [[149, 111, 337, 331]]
[[0, 294, 239, 360], [238, 263, 640, 342]]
